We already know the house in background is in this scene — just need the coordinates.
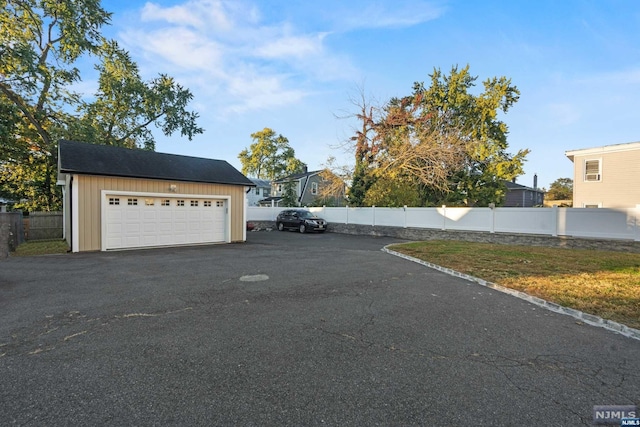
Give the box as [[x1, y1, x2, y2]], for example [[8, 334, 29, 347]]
[[565, 141, 640, 208], [58, 140, 254, 252], [503, 176, 544, 207], [270, 169, 345, 207], [0, 197, 16, 212], [246, 178, 271, 206]]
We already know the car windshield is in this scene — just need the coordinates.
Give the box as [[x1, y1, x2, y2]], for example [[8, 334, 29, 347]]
[[299, 211, 318, 219]]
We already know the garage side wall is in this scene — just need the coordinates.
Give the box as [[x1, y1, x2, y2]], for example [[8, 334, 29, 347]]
[[76, 175, 246, 251]]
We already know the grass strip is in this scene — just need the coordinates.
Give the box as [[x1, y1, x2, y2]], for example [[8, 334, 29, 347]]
[[12, 239, 69, 256]]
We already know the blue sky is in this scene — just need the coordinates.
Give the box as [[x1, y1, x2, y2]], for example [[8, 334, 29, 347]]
[[97, 0, 640, 189]]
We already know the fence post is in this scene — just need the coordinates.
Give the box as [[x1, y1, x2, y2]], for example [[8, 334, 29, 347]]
[[0, 222, 9, 259], [403, 205, 407, 228], [552, 205, 559, 237], [489, 203, 495, 233]]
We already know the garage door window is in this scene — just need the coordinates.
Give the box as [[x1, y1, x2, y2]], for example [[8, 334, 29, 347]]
[[161, 199, 170, 206], [128, 198, 138, 205], [216, 201, 223, 207], [177, 200, 185, 206], [204, 200, 212, 207], [145, 199, 154, 206], [190, 200, 199, 207], [109, 197, 120, 205]]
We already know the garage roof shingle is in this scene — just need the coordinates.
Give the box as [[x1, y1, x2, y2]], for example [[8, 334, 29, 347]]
[[58, 140, 254, 186]]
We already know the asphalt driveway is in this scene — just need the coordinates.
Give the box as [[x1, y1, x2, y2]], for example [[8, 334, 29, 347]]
[[1, 231, 638, 426]]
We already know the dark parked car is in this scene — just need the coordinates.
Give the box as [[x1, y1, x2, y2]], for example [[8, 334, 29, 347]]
[[276, 209, 327, 233]]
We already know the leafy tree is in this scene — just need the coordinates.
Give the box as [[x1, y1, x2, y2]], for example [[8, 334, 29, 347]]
[[370, 94, 468, 206], [346, 66, 528, 207], [238, 128, 305, 180], [71, 41, 202, 150], [346, 91, 378, 206], [280, 180, 297, 207], [362, 174, 422, 207], [546, 178, 573, 200], [0, 0, 203, 211]]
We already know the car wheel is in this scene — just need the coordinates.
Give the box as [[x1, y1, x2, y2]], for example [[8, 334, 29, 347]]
[[277, 222, 285, 231], [299, 223, 306, 233]]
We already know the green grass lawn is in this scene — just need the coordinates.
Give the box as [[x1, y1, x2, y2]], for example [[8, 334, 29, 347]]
[[389, 240, 640, 330], [12, 239, 69, 256]]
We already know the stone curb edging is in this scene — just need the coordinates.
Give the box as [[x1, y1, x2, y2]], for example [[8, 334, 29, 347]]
[[382, 245, 640, 342]]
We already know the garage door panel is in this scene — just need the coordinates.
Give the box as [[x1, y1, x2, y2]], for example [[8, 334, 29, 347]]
[[142, 222, 157, 233], [158, 221, 173, 232], [143, 211, 157, 221], [141, 235, 158, 246], [173, 221, 187, 232], [124, 236, 140, 246], [158, 211, 172, 220], [124, 210, 140, 221], [106, 210, 122, 221]]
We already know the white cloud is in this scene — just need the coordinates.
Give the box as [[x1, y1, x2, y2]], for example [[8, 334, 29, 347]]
[[121, 27, 225, 73], [255, 34, 326, 59], [225, 73, 308, 114], [335, 0, 445, 31], [119, 0, 357, 115], [141, 0, 235, 32]]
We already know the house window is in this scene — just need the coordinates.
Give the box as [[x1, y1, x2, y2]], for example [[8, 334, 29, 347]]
[[204, 200, 212, 207], [255, 187, 260, 195], [127, 198, 138, 206], [584, 159, 601, 181], [311, 182, 318, 195], [190, 200, 198, 207], [277, 184, 282, 193], [161, 199, 170, 206], [109, 198, 120, 205], [145, 199, 154, 206], [177, 200, 185, 207]]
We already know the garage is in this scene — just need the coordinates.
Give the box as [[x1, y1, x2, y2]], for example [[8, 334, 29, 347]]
[[103, 194, 227, 250], [58, 140, 254, 252]]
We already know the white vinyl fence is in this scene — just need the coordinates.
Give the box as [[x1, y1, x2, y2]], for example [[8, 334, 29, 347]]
[[247, 205, 640, 241]]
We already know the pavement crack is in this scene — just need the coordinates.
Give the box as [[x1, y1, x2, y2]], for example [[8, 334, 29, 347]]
[[115, 307, 193, 319], [2, 306, 194, 357]]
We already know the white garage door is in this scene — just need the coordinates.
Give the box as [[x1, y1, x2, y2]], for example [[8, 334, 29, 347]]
[[104, 195, 226, 250]]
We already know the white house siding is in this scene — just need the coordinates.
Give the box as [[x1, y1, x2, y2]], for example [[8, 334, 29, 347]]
[[570, 145, 640, 208]]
